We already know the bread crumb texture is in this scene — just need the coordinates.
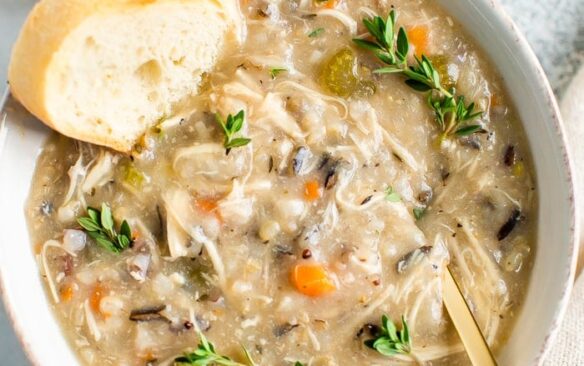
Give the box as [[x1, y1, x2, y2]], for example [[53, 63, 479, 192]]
[[9, 0, 237, 152]]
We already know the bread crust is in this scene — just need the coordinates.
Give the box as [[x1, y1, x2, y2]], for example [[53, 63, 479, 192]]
[[8, 0, 227, 152]]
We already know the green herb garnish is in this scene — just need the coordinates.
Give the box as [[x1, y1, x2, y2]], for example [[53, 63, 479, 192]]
[[385, 186, 401, 202], [365, 315, 412, 356], [175, 331, 254, 366], [215, 110, 251, 153], [269, 67, 288, 79], [294, 363, 306, 366], [353, 10, 483, 140], [77, 203, 132, 254], [413, 207, 425, 220], [308, 28, 325, 37]]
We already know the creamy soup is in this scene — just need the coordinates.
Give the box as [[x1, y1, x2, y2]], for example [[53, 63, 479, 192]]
[[26, 0, 536, 365]]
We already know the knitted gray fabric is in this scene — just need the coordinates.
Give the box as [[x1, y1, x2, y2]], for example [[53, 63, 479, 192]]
[[544, 275, 584, 365]]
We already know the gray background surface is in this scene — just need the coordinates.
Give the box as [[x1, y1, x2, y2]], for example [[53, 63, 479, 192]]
[[0, 0, 583, 364]]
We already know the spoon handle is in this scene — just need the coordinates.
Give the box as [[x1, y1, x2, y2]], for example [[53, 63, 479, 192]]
[[443, 266, 498, 366]]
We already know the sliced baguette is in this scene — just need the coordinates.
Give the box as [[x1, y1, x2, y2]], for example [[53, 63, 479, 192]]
[[8, 0, 239, 152]]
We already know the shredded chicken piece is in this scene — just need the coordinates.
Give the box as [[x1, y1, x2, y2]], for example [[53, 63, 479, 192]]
[[274, 80, 349, 118], [357, 6, 377, 18], [381, 129, 421, 173], [40, 239, 76, 303], [316, 9, 358, 35], [82, 151, 117, 193], [191, 226, 226, 288], [166, 212, 195, 259], [163, 189, 205, 258], [457, 219, 508, 344], [218, 179, 255, 225], [60, 149, 89, 210], [255, 93, 306, 141]]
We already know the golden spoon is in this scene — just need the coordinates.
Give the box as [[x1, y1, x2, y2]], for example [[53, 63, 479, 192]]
[[443, 266, 498, 366]]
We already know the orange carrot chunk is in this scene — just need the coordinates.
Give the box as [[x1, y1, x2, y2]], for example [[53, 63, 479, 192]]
[[195, 198, 223, 223], [407, 25, 430, 57], [324, 0, 337, 9], [291, 263, 336, 297], [315, 0, 337, 9], [304, 180, 322, 201], [60, 284, 74, 302], [89, 283, 106, 315]]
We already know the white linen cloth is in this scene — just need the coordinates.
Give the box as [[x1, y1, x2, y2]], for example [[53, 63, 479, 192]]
[[543, 66, 584, 365]]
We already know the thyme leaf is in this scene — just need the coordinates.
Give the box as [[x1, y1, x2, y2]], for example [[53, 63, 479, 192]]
[[353, 10, 483, 140], [413, 207, 426, 220], [175, 331, 255, 366], [269, 67, 288, 79], [365, 315, 412, 356], [215, 110, 251, 153], [77, 203, 132, 254], [308, 27, 325, 37]]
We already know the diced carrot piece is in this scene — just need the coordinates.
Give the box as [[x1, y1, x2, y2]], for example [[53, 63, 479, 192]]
[[195, 198, 223, 223], [89, 283, 106, 315], [291, 263, 336, 297], [324, 0, 337, 9], [408, 25, 430, 57], [195, 198, 218, 212], [141, 351, 157, 362], [314, 0, 337, 9], [304, 180, 322, 201], [60, 284, 74, 302], [34, 243, 43, 255]]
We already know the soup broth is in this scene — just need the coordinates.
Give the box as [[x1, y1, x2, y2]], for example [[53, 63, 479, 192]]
[[26, 0, 536, 365]]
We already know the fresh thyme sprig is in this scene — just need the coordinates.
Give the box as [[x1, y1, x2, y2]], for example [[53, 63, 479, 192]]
[[353, 10, 483, 140], [413, 207, 426, 220], [175, 331, 255, 366], [269, 67, 288, 79], [215, 110, 251, 153], [365, 315, 412, 356], [77, 203, 132, 254]]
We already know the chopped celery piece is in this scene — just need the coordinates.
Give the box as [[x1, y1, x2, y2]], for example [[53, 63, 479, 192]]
[[320, 48, 359, 97], [123, 164, 145, 189]]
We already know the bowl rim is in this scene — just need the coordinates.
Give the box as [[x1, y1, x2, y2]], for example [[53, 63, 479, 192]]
[[0, 87, 41, 366], [0, 0, 579, 365], [481, 1, 578, 364]]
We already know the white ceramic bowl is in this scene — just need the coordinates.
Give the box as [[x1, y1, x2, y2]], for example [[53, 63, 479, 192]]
[[0, 1, 578, 365]]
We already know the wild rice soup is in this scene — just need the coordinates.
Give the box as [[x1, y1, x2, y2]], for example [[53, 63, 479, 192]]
[[26, 0, 536, 365]]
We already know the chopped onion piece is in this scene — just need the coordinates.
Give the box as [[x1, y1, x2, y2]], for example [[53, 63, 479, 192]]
[[127, 254, 151, 282], [63, 229, 87, 253]]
